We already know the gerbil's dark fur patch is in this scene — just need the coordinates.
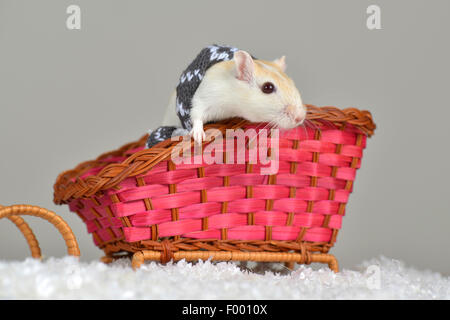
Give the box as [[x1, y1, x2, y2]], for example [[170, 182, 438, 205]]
[[147, 45, 241, 148]]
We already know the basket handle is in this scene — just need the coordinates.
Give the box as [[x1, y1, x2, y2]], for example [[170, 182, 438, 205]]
[[0, 204, 80, 258]]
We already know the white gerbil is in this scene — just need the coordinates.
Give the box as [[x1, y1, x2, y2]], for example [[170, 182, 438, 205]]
[[147, 45, 306, 148]]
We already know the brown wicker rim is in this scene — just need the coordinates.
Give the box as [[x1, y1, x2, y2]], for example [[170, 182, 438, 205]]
[[54, 105, 375, 205]]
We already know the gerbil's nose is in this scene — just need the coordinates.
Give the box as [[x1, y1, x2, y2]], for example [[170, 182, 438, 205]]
[[286, 104, 305, 124]]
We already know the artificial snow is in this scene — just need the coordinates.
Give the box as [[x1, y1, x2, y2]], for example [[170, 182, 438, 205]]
[[0, 256, 448, 299]]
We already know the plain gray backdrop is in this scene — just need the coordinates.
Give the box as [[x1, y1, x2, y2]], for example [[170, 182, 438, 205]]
[[1, 0, 449, 275]]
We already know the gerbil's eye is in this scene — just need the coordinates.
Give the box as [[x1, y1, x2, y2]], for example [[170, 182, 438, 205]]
[[261, 82, 275, 94]]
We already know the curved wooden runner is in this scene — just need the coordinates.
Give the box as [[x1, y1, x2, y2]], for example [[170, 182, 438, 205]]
[[0, 204, 80, 258], [131, 250, 339, 272]]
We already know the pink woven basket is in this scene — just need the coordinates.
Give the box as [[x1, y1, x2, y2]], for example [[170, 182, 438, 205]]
[[54, 106, 375, 270]]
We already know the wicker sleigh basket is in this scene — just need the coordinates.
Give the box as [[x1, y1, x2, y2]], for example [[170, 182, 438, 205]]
[[53, 105, 375, 271]]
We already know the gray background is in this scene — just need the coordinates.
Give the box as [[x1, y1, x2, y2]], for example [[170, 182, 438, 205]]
[[1, 0, 449, 275]]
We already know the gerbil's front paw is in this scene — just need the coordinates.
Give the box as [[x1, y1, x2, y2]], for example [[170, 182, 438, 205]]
[[190, 126, 206, 145]]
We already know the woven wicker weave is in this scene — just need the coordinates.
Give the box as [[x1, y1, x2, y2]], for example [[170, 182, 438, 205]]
[[54, 105, 375, 271]]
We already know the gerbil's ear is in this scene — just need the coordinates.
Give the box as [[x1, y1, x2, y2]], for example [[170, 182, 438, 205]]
[[273, 56, 287, 72], [234, 50, 254, 83]]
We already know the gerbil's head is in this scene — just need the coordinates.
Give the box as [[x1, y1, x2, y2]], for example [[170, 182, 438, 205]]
[[232, 50, 306, 129]]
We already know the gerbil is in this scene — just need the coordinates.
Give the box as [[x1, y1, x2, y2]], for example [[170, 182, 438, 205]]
[[148, 45, 306, 147]]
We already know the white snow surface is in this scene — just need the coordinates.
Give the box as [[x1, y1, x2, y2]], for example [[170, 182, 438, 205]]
[[0, 256, 448, 299]]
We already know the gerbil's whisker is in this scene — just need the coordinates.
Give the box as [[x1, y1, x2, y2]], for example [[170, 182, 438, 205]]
[[248, 119, 277, 147], [305, 119, 320, 134], [248, 123, 268, 146], [294, 122, 308, 141], [317, 118, 337, 131], [246, 123, 268, 153], [301, 122, 309, 140]]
